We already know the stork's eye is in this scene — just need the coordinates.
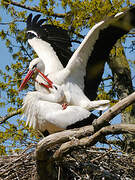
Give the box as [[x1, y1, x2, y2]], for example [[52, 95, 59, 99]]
[[27, 31, 38, 39], [53, 85, 58, 90], [32, 64, 37, 69]]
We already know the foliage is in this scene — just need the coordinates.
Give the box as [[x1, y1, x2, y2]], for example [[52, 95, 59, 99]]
[[0, 0, 135, 155]]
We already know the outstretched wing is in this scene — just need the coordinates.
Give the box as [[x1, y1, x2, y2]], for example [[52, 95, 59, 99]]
[[27, 14, 73, 67], [64, 6, 135, 96]]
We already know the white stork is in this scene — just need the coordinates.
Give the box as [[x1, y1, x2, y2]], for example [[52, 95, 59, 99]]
[[19, 6, 135, 133], [21, 58, 109, 133], [22, 88, 91, 133]]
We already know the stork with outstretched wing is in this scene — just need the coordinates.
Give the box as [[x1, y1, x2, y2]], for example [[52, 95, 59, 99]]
[[20, 7, 135, 133], [21, 57, 109, 133]]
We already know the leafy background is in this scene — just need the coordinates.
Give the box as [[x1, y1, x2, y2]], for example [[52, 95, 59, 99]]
[[0, 0, 135, 155]]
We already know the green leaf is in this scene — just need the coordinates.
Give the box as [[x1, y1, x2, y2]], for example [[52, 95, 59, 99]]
[[0, 30, 6, 39]]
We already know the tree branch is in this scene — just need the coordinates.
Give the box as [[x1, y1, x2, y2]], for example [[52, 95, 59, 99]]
[[92, 91, 135, 131], [0, 20, 24, 25], [35, 92, 135, 160], [0, 109, 22, 124], [7, 1, 66, 18], [35, 125, 94, 160], [53, 124, 135, 159]]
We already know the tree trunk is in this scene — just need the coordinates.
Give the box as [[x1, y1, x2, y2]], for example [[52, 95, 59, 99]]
[[108, 40, 135, 152], [33, 149, 58, 180]]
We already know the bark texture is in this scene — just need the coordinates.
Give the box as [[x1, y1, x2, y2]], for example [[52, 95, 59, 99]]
[[108, 40, 135, 152]]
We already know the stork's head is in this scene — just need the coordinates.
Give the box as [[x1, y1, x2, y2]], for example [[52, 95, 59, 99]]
[[26, 14, 46, 41], [19, 58, 45, 91], [29, 58, 45, 72]]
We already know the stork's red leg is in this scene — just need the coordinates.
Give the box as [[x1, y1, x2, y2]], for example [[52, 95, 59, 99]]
[[62, 103, 68, 110]]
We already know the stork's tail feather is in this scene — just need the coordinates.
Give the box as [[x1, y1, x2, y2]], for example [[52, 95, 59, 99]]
[[22, 92, 39, 129], [89, 100, 110, 110], [80, 100, 110, 111]]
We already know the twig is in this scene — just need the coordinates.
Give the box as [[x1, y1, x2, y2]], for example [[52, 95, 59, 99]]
[[0, 20, 24, 25], [7, 1, 66, 18], [90, 149, 112, 163], [0, 150, 33, 176], [69, 168, 81, 179], [0, 109, 22, 124], [35, 92, 135, 159], [35, 125, 94, 159], [92, 91, 135, 131], [53, 124, 135, 159], [58, 166, 60, 180]]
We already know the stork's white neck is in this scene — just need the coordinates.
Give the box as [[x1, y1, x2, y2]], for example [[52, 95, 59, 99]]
[[28, 38, 63, 74]]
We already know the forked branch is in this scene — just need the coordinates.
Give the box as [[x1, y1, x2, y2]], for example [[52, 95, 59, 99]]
[[53, 124, 135, 159], [35, 92, 135, 160]]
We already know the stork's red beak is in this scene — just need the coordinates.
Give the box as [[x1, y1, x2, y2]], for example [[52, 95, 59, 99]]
[[19, 69, 34, 91]]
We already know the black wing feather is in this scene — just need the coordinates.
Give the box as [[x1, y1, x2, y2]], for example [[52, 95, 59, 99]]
[[32, 14, 41, 26], [26, 14, 73, 66], [85, 6, 135, 100], [27, 13, 32, 29], [27, 6, 135, 100], [37, 19, 46, 26]]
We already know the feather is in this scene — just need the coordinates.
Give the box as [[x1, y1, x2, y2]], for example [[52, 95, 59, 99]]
[[32, 14, 41, 26]]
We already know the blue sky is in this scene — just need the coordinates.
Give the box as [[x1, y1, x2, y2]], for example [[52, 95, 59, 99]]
[[0, 9, 13, 69]]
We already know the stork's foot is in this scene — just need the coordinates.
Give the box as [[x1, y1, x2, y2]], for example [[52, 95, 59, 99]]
[[62, 103, 68, 110]]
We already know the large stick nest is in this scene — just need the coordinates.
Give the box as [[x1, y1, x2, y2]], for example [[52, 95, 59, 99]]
[[0, 145, 135, 180]]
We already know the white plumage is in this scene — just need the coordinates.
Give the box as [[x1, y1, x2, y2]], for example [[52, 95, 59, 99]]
[[22, 58, 109, 133], [19, 7, 135, 133], [23, 91, 90, 133], [26, 19, 111, 110], [24, 58, 110, 110]]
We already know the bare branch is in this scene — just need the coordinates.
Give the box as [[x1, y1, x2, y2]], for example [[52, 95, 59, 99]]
[[92, 91, 135, 131], [0, 109, 22, 124], [0, 20, 24, 25], [53, 124, 135, 159], [35, 92, 135, 160], [7, 1, 66, 18], [35, 125, 94, 160]]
